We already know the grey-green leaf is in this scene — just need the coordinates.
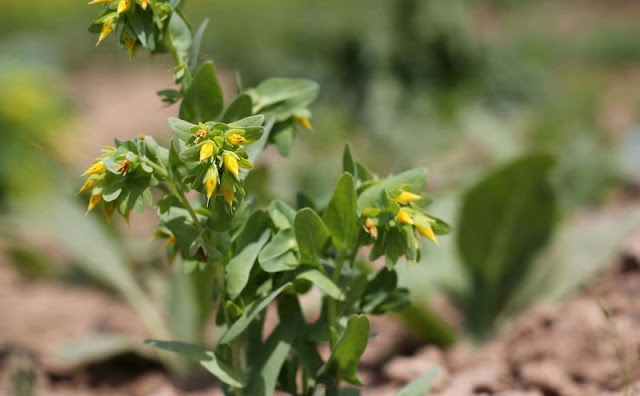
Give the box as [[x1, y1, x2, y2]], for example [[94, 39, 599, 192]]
[[226, 230, 271, 300], [323, 173, 358, 252], [317, 314, 370, 385], [294, 208, 329, 265], [168, 117, 196, 142], [357, 168, 428, 209], [297, 269, 344, 301], [145, 340, 246, 388], [179, 61, 224, 123]]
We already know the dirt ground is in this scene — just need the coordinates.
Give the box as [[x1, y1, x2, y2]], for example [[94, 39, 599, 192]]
[[0, 244, 638, 396]]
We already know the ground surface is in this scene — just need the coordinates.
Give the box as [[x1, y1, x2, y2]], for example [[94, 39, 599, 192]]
[[0, 248, 638, 395]]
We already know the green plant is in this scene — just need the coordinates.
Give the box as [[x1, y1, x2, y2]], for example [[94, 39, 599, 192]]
[[81, 1, 449, 394], [451, 153, 558, 341]]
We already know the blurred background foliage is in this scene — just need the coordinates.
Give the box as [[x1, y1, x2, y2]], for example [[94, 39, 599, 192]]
[[2, 0, 640, 347]]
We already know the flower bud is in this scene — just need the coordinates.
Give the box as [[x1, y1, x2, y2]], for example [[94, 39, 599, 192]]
[[104, 203, 116, 224], [417, 225, 438, 245], [116, 159, 132, 175], [123, 33, 137, 59], [87, 193, 103, 213], [365, 218, 378, 240], [199, 141, 215, 162], [83, 161, 106, 176], [117, 0, 131, 14], [226, 133, 247, 146], [79, 177, 98, 193], [295, 116, 312, 130], [395, 191, 422, 204], [223, 151, 239, 178], [97, 19, 115, 45], [140, 0, 149, 9], [203, 166, 219, 205], [396, 209, 413, 225], [195, 129, 208, 142], [222, 174, 235, 208]]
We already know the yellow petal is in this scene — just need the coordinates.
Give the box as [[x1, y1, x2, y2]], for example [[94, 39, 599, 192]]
[[223, 152, 239, 177], [199, 142, 215, 162], [79, 177, 97, 193], [204, 167, 218, 205], [140, 0, 149, 9], [97, 20, 115, 45], [83, 161, 106, 176], [89, 0, 112, 4], [395, 191, 422, 204], [365, 217, 378, 240], [417, 225, 438, 245], [222, 180, 234, 208], [117, 0, 131, 14], [295, 116, 312, 130], [396, 209, 414, 225], [123, 34, 137, 59], [226, 133, 247, 146], [104, 204, 116, 224], [87, 193, 103, 213]]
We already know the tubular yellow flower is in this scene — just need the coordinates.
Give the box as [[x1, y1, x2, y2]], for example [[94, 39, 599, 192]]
[[83, 161, 106, 176], [226, 133, 247, 145], [417, 225, 438, 245], [104, 203, 116, 224], [223, 152, 239, 178], [203, 167, 218, 205], [222, 177, 234, 208], [123, 33, 137, 59], [294, 116, 312, 130], [396, 209, 414, 225], [365, 218, 378, 240], [87, 193, 103, 213], [79, 177, 98, 193], [395, 191, 422, 204], [199, 141, 215, 162], [140, 0, 149, 9], [97, 19, 115, 45], [117, 0, 132, 14]]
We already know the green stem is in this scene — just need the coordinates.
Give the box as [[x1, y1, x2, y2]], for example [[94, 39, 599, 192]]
[[327, 251, 345, 346]]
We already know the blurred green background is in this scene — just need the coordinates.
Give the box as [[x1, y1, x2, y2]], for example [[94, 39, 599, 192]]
[[2, 0, 640, 346]]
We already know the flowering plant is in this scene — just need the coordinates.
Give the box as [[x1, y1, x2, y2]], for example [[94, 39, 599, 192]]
[[82, 0, 449, 394]]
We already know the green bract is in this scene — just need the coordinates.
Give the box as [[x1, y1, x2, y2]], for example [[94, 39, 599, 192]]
[[80, 2, 449, 395]]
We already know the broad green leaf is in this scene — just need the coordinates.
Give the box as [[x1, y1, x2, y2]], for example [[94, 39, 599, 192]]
[[179, 61, 223, 123], [297, 269, 344, 301], [145, 340, 246, 388], [260, 251, 299, 273], [223, 94, 253, 123], [259, 228, 297, 262], [323, 173, 358, 252], [272, 122, 295, 156], [250, 78, 319, 120], [318, 314, 370, 385], [229, 114, 265, 128], [396, 367, 439, 396], [168, 12, 192, 62], [457, 153, 557, 339], [219, 283, 292, 344], [168, 117, 196, 142], [358, 168, 428, 209], [294, 208, 329, 265], [188, 18, 209, 74], [268, 200, 297, 229], [226, 230, 271, 300]]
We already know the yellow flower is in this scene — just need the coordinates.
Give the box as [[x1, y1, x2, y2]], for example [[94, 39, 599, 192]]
[[89, 0, 111, 4], [123, 33, 137, 59], [83, 161, 106, 176], [294, 116, 312, 130], [97, 18, 115, 45], [116, 159, 131, 175], [223, 152, 239, 178], [417, 225, 438, 245], [203, 166, 218, 205], [104, 203, 116, 224], [195, 129, 208, 143], [365, 218, 378, 240], [117, 0, 132, 14], [87, 193, 103, 213], [199, 142, 215, 162], [226, 133, 247, 146], [79, 177, 98, 193], [395, 191, 422, 204], [396, 209, 413, 225], [140, 0, 149, 10], [222, 176, 234, 208]]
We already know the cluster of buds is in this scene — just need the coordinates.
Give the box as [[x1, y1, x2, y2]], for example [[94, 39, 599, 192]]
[[174, 116, 263, 210], [89, 0, 172, 58], [80, 136, 158, 222]]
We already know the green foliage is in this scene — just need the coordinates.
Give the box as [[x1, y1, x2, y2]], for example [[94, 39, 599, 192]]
[[79, 2, 449, 394], [455, 153, 558, 340]]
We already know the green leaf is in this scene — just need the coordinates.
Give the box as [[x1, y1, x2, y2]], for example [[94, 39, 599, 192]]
[[318, 314, 370, 385], [168, 117, 196, 142], [294, 208, 329, 265], [457, 153, 557, 339], [323, 173, 358, 252], [396, 367, 439, 396], [168, 12, 192, 62], [272, 122, 295, 156], [145, 340, 246, 388], [260, 251, 299, 273], [250, 78, 319, 120], [59, 334, 150, 367], [259, 228, 297, 262], [268, 200, 296, 229], [297, 269, 344, 301], [223, 94, 253, 123], [179, 61, 224, 123], [343, 144, 356, 176], [188, 18, 209, 74], [357, 168, 428, 209], [219, 283, 292, 344], [226, 230, 271, 300]]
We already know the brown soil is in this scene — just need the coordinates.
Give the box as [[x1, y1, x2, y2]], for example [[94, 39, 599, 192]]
[[1, 250, 638, 395]]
